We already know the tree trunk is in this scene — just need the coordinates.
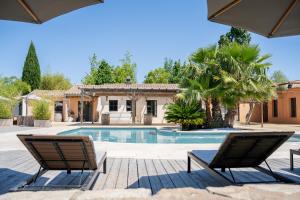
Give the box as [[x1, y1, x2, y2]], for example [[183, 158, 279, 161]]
[[224, 106, 238, 128], [211, 98, 224, 128], [205, 100, 212, 128], [245, 102, 255, 125]]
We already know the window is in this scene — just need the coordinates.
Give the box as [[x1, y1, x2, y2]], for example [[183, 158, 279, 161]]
[[291, 98, 297, 118], [126, 100, 132, 112], [109, 100, 118, 111], [147, 100, 157, 117], [272, 99, 278, 117]]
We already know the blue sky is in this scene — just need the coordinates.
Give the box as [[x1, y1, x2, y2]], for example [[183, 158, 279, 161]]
[[0, 0, 299, 84]]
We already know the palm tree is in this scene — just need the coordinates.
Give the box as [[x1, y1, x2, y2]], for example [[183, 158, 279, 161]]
[[188, 46, 224, 128], [217, 43, 275, 127]]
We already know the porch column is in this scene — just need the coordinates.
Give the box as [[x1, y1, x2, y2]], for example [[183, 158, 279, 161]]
[[91, 97, 94, 124], [80, 89, 83, 124]]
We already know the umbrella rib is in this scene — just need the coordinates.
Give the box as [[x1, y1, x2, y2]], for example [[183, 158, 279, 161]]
[[269, 0, 299, 37], [18, 0, 41, 24], [208, 0, 241, 20]]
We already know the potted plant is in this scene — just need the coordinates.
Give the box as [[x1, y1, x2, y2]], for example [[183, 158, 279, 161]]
[[0, 100, 13, 127], [32, 100, 51, 127]]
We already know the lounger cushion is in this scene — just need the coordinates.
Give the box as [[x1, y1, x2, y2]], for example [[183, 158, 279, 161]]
[[17, 134, 104, 170], [191, 150, 218, 165]]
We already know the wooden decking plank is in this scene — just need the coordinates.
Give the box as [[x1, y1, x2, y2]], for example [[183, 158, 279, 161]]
[[189, 160, 226, 187], [92, 158, 115, 190], [152, 159, 174, 189], [176, 159, 211, 188], [127, 159, 139, 189], [115, 158, 129, 189], [239, 168, 275, 182], [174, 160, 206, 189], [144, 159, 163, 194], [33, 170, 60, 187], [137, 159, 151, 189], [159, 159, 186, 188], [0, 159, 39, 194], [103, 158, 122, 189], [168, 159, 201, 189]]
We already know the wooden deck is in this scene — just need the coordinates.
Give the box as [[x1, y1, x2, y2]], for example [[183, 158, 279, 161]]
[[0, 150, 299, 195]]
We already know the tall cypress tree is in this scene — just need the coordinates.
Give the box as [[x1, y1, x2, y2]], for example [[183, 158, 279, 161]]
[[22, 41, 41, 90]]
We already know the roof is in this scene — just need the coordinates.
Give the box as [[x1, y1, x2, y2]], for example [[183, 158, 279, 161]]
[[277, 80, 300, 89], [29, 90, 66, 98], [65, 84, 180, 96]]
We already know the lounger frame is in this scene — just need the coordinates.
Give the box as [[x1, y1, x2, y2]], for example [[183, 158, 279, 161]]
[[16, 135, 107, 191], [187, 131, 295, 184]]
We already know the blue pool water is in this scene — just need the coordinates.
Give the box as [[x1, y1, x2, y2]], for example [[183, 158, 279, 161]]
[[58, 128, 300, 144]]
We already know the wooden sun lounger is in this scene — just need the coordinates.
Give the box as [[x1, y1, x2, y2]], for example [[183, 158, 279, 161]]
[[17, 134, 107, 190], [187, 131, 294, 184]]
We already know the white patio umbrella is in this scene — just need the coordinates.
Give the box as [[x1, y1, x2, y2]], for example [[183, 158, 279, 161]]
[[0, 0, 103, 24], [207, 0, 300, 38]]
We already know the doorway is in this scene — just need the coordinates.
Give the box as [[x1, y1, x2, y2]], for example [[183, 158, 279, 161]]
[[78, 101, 92, 122], [263, 102, 268, 122]]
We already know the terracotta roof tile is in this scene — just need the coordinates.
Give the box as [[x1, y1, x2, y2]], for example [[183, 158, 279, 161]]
[[30, 90, 65, 97], [65, 84, 180, 96]]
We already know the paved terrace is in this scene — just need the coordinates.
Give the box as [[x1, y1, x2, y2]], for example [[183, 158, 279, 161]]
[[0, 124, 300, 198]]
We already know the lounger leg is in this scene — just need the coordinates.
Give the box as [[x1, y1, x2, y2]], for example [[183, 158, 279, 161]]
[[187, 156, 191, 173], [290, 150, 294, 171], [103, 158, 107, 174], [221, 168, 225, 172]]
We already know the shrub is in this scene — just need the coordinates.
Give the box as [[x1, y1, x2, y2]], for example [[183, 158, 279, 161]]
[[0, 100, 13, 119], [32, 100, 51, 120], [164, 97, 205, 131]]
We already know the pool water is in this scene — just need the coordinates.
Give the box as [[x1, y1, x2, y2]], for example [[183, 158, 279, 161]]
[[59, 128, 300, 144]]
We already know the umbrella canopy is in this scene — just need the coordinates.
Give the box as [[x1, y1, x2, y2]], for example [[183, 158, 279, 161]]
[[0, 0, 103, 24], [207, 0, 300, 38]]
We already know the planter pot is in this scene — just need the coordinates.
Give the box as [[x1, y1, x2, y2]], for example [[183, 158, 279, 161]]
[[0, 119, 13, 127], [101, 113, 110, 125], [144, 114, 153, 125], [34, 120, 51, 127]]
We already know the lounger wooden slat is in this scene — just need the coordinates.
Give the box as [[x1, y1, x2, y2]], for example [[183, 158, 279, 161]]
[[16, 134, 107, 190], [187, 131, 294, 184]]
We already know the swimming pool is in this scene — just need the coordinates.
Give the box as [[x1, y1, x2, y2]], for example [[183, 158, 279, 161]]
[[58, 128, 300, 144]]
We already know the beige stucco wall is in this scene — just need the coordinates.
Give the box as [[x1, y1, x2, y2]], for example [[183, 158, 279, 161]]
[[239, 102, 261, 123], [96, 95, 174, 124]]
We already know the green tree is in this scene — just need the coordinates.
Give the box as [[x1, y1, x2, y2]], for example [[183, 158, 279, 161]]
[[218, 27, 251, 46], [163, 58, 186, 84], [217, 43, 275, 127], [144, 68, 170, 83], [0, 76, 31, 97], [22, 41, 41, 90], [188, 45, 224, 128], [82, 54, 114, 85], [114, 52, 137, 83], [40, 73, 72, 90], [270, 70, 288, 91], [0, 76, 30, 118]]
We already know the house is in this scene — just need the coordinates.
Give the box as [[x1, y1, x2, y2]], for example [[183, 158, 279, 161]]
[[22, 84, 180, 124], [239, 81, 300, 124]]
